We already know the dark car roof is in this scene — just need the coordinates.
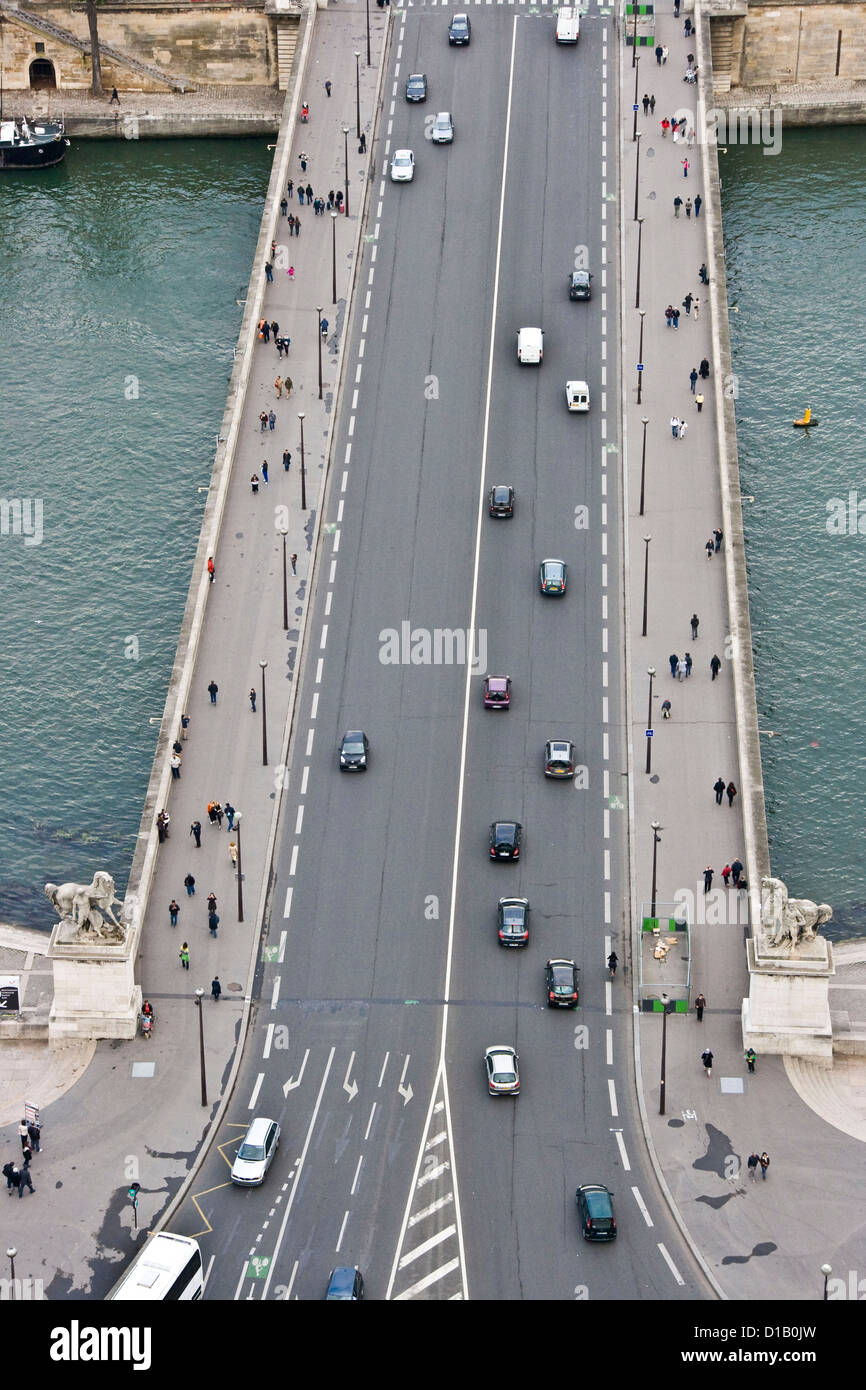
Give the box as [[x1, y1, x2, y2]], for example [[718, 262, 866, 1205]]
[[492, 821, 520, 836], [326, 1266, 359, 1299]]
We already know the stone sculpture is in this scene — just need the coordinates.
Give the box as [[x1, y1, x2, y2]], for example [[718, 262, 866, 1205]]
[[45, 871, 126, 941], [760, 876, 832, 951]]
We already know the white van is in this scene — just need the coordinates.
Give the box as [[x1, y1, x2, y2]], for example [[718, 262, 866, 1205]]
[[556, 7, 580, 43], [566, 380, 590, 412], [108, 1232, 203, 1301]]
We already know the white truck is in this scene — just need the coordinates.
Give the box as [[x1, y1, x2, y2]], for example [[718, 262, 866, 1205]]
[[556, 6, 580, 43]]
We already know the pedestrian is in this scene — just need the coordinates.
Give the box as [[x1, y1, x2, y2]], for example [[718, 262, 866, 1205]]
[[249, 687, 257, 713], [336, 191, 344, 210], [731, 858, 744, 886], [670, 415, 680, 438], [287, 179, 294, 198], [726, 781, 737, 807], [170, 752, 182, 780], [27, 1120, 41, 1152], [705, 538, 714, 560], [695, 992, 706, 1021], [21, 1140, 33, 1167], [684, 16, 692, 36], [677, 657, 687, 682], [662, 44, 669, 64], [280, 196, 288, 218], [690, 367, 699, 393], [288, 213, 295, 237], [251, 473, 260, 494], [268, 410, 276, 431], [265, 260, 273, 283], [320, 317, 329, 336], [169, 899, 180, 927], [661, 699, 672, 719], [683, 292, 693, 314], [259, 410, 268, 432], [703, 866, 714, 893], [305, 183, 313, 204], [690, 613, 699, 639], [181, 713, 190, 740], [274, 375, 283, 398], [722, 864, 731, 886], [262, 460, 269, 485], [685, 651, 693, 676], [746, 1047, 757, 1073], [3, 1160, 18, 1192], [701, 1048, 713, 1077], [669, 652, 679, 678], [207, 556, 215, 584], [699, 357, 710, 379], [655, 43, 663, 65], [674, 0, 680, 15], [212, 975, 222, 1001], [672, 308, 680, 328], [759, 1152, 770, 1180], [694, 194, 702, 219], [642, 94, 650, 116], [665, 305, 674, 328], [157, 809, 170, 840], [682, 157, 689, 177], [229, 841, 238, 866], [156, 812, 167, 845], [649, 94, 656, 113], [206, 892, 217, 914], [283, 449, 291, 471], [179, 941, 190, 970], [710, 528, 722, 552], [290, 552, 298, 575], [679, 419, 688, 441], [328, 189, 335, 209], [714, 776, 726, 805], [184, 872, 196, 896], [18, 1119, 29, 1152], [225, 802, 235, 831], [298, 187, 305, 206], [284, 376, 293, 396], [693, 295, 701, 321], [696, 392, 704, 412], [699, 262, 709, 285], [685, 197, 692, 219], [208, 911, 219, 937], [207, 679, 218, 704], [747, 1152, 759, 1181], [18, 1162, 34, 1199]]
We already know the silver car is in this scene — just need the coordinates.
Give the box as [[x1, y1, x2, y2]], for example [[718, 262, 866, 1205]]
[[484, 1045, 520, 1096], [431, 111, 454, 144], [230, 1117, 281, 1186], [390, 149, 415, 182]]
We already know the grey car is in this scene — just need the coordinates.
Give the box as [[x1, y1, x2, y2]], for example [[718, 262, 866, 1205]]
[[431, 111, 454, 144], [405, 73, 427, 102]]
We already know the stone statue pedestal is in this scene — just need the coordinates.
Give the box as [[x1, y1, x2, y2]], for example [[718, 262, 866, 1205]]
[[48, 917, 141, 1042], [742, 932, 835, 1067]]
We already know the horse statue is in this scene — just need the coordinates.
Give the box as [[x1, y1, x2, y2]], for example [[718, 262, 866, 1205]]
[[760, 876, 832, 950], [45, 871, 126, 939]]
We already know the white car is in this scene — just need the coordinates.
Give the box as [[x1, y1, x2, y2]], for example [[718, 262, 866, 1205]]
[[230, 1117, 281, 1186], [390, 149, 415, 182], [484, 1045, 520, 1096], [517, 327, 543, 364], [566, 379, 590, 412], [431, 111, 454, 144]]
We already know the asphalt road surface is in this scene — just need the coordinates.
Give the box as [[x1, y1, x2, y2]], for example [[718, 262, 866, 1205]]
[[169, 6, 710, 1302]]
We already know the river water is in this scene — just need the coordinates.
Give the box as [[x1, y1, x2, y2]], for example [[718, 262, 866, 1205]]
[[0, 138, 271, 929], [722, 126, 866, 938]]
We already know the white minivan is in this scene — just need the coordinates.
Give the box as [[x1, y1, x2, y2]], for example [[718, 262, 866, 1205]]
[[556, 7, 580, 43]]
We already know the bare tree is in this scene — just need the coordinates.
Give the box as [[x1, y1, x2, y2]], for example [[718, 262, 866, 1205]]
[[85, 0, 104, 96]]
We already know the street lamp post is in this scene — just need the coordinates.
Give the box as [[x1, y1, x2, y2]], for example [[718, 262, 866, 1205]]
[[635, 216, 644, 309], [659, 993, 673, 1115], [298, 411, 307, 511], [645, 665, 656, 774], [638, 415, 649, 516], [259, 659, 268, 766], [632, 55, 640, 140], [316, 304, 323, 400], [821, 1263, 833, 1300], [633, 130, 641, 222], [632, 0, 638, 67], [641, 533, 651, 637], [650, 819, 662, 917], [365, 0, 371, 66], [280, 524, 289, 631], [6, 1248, 16, 1297], [355, 51, 361, 139], [194, 987, 207, 1107], [342, 125, 350, 217], [637, 308, 646, 404], [331, 210, 338, 305], [235, 811, 244, 922]]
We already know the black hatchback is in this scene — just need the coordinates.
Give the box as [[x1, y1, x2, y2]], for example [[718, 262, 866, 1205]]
[[489, 821, 522, 861], [575, 1184, 616, 1241], [488, 484, 515, 518], [569, 270, 592, 300]]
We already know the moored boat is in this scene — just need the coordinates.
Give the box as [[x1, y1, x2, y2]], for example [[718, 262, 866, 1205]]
[[0, 116, 69, 170]]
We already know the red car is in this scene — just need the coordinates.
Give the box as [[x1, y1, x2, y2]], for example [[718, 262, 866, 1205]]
[[483, 675, 512, 710]]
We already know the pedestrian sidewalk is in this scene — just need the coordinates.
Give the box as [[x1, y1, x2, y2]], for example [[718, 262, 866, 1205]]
[[621, 10, 866, 1301], [0, 4, 390, 1299]]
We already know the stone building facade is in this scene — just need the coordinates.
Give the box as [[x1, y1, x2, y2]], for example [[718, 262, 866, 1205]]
[[709, 0, 866, 92]]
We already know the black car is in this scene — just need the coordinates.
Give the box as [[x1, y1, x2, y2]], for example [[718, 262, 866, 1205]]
[[569, 270, 593, 300], [405, 73, 427, 102], [448, 13, 471, 44], [498, 897, 530, 947], [339, 730, 369, 771], [488, 484, 515, 518], [575, 1184, 616, 1241], [545, 958, 579, 1007], [489, 821, 522, 861]]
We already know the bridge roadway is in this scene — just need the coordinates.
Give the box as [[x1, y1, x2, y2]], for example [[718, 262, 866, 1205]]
[[169, 6, 710, 1302]]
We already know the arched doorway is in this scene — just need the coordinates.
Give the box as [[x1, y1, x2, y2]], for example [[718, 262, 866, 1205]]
[[29, 59, 57, 91]]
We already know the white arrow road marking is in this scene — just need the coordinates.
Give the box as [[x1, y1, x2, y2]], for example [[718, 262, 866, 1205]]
[[283, 1048, 310, 1095], [398, 1054, 413, 1105], [343, 1051, 358, 1101]]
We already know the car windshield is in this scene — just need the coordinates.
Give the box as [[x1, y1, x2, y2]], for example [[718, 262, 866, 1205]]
[[502, 907, 524, 924], [238, 1142, 265, 1161], [343, 740, 364, 753]]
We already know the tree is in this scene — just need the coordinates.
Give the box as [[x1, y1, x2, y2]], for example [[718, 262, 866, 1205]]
[[85, 0, 103, 96]]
